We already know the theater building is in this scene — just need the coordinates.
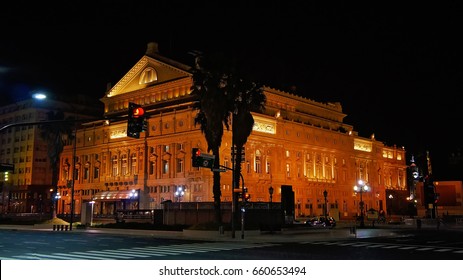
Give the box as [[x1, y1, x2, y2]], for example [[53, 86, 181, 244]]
[[56, 42, 407, 221]]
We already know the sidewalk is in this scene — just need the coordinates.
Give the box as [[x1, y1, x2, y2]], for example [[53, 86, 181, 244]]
[[0, 223, 408, 243]]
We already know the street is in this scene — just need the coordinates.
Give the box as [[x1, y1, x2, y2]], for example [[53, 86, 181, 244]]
[[1, 227, 463, 260]]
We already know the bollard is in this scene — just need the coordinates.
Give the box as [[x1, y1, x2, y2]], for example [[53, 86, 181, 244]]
[[60, 225, 64, 231], [53, 224, 57, 231], [64, 225, 69, 231], [219, 225, 224, 235], [416, 219, 421, 229], [350, 226, 357, 235]]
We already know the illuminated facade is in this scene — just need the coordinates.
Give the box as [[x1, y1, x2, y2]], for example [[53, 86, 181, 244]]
[[0, 95, 101, 213], [57, 42, 408, 220]]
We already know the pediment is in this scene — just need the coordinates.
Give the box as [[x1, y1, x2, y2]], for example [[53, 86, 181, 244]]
[[107, 55, 192, 97]]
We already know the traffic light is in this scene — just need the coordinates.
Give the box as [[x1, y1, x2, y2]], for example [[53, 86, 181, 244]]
[[243, 187, 251, 202], [127, 102, 146, 138], [191, 148, 215, 169], [192, 148, 202, 167]]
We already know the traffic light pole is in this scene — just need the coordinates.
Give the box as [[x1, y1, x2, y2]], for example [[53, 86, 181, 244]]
[[215, 164, 245, 239]]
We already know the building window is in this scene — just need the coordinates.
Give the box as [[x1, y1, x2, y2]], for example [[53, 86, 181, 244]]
[[131, 153, 137, 175], [94, 167, 99, 179], [139, 67, 158, 84], [162, 160, 169, 174], [176, 158, 184, 173], [83, 167, 89, 180], [121, 154, 128, 175], [112, 155, 118, 176], [255, 150, 262, 173], [149, 160, 155, 175]]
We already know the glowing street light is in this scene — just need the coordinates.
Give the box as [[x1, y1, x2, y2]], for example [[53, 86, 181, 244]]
[[175, 186, 185, 202], [32, 92, 47, 100], [354, 180, 369, 228]]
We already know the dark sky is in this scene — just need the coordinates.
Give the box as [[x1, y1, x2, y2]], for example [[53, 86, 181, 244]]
[[1, 1, 462, 177]]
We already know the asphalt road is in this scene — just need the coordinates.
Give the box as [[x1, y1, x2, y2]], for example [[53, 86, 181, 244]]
[[1, 227, 462, 260]]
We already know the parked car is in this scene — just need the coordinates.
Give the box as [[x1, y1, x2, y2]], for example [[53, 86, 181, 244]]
[[305, 216, 336, 228]]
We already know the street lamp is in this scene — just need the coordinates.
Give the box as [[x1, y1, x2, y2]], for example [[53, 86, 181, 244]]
[[129, 189, 139, 209], [353, 180, 369, 228], [175, 186, 185, 202], [69, 127, 77, 230], [323, 190, 328, 221], [388, 194, 393, 216], [54, 191, 61, 215]]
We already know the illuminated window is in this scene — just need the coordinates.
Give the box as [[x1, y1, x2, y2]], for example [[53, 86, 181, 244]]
[[131, 153, 137, 175], [112, 155, 118, 176], [255, 150, 262, 173], [139, 67, 158, 84], [162, 160, 169, 174], [121, 154, 128, 175], [176, 158, 184, 173]]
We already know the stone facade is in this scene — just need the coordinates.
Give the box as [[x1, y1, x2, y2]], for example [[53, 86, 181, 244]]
[[56, 42, 408, 221]]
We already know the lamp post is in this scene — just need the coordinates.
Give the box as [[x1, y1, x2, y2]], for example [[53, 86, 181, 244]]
[[323, 190, 328, 222], [268, 186, 274, 206], [129, 189, 139, 209], [353, 180, 369, 228], [175, 186, 185, 202], [388, 194, 393, 216], [69, 127, 77, 230], [53, 191, 61, 215]]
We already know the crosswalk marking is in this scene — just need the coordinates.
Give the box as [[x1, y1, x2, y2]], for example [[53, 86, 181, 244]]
[[434, 248, 453, 252], [398, 246, 418, 250], [301, 240, 463, 255], [1, 242, 274, 260]]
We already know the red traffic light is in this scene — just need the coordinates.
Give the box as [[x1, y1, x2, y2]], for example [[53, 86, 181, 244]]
[[132, 107, 145, 118]]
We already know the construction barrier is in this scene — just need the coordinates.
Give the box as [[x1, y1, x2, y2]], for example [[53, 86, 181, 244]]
[[52, 224, 69, 231]]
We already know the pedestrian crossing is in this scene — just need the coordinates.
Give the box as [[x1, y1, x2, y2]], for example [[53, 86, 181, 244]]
[[300, 240, 463, 254], [0, 242, 274, 260]]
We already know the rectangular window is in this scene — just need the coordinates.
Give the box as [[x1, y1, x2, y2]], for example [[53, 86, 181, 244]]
[[94, 167, 99, 179], [162, 160, 169, 174], [176, 158, 184, 173]]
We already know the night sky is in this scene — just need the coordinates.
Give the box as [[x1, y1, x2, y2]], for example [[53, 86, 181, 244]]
[[1, 2, 462, 179]]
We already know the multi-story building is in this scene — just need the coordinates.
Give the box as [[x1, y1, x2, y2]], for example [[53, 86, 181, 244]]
[[56, 42, 408, 221], [0, 93, 102, 214]]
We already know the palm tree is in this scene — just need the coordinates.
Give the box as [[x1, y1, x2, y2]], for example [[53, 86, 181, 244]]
[[191, 52, 232, 225], [191, 51, 267, 226], [40, 110, 74, 219], [231, 79, 266, 202]]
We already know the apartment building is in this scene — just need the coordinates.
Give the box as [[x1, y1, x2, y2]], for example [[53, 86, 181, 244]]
[[0, 94, 102, 214]]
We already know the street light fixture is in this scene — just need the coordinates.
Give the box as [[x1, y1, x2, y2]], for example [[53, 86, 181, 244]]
[[353, 180, 369, 228], [54, 192, 61, 215], [388, 194, 394, 216], [175, 186, 185, 202]]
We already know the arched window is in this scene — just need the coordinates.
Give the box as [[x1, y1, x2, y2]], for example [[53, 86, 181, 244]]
[[139, 67, 158, 84]]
